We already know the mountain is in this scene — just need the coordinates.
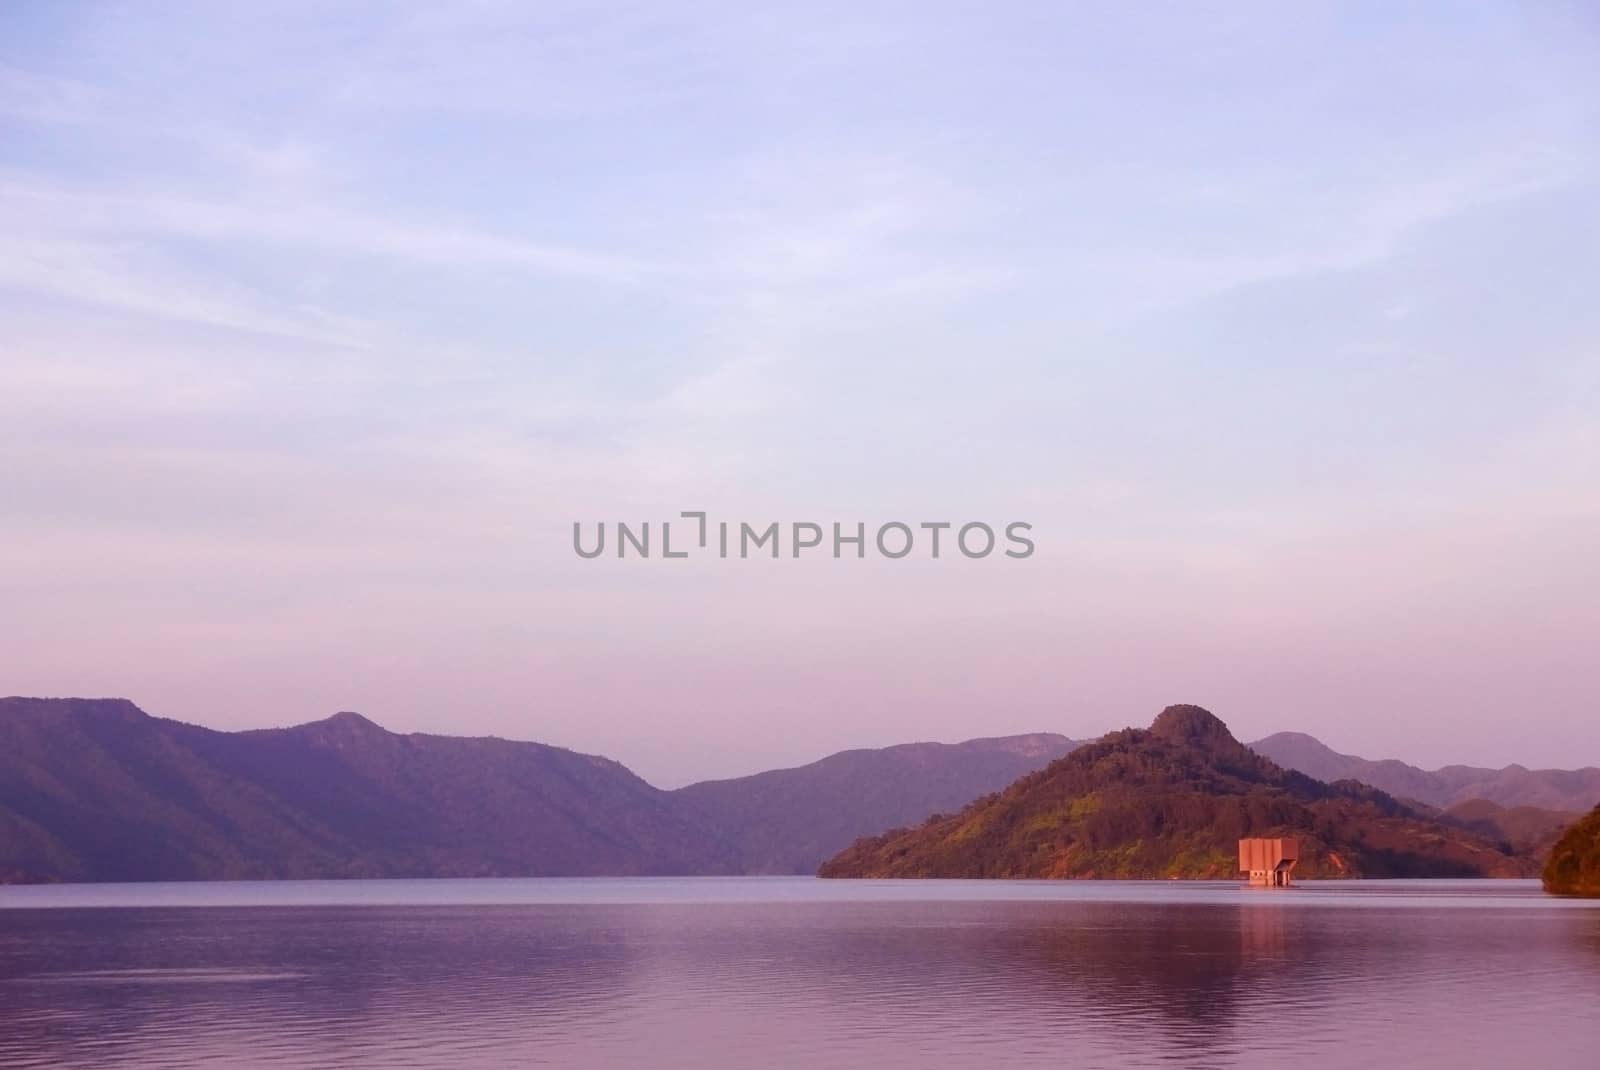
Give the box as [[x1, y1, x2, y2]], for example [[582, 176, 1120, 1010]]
[[0, 696, 1079, 884], [819, 705, 1537, 880], [3, 696, 1576, 885], [1543, 804, 1600, 897], [1442, 799, 1582, 859], [0, 697, 736, 882], [1250, 732, 1600, 812], [672, 733, 1082, 874]]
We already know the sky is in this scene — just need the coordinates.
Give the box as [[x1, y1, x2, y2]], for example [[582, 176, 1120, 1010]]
[[2, 1, 1597, 787]]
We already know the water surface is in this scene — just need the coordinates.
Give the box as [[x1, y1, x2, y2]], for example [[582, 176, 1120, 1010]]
[[3, 878, 1597, 1068]]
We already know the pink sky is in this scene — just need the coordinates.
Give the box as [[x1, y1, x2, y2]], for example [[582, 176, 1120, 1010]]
[[3, 4, 1598, 785]]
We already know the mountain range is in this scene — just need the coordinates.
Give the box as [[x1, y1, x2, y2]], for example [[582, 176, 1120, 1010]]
[[674, 733, 1080, 874], [0, 697, 1073, 883], [818, 706, 1538, 880], [1, 696, 1593, 884], [0, 698, 734, 882], [1248, 731, 1600, 812]]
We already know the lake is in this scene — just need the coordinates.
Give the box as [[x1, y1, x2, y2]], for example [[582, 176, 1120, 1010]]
[[2, 878, 1598, 1068]]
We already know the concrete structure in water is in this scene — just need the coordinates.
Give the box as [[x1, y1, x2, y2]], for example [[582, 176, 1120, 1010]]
[[1239, 838, 1298, 887]]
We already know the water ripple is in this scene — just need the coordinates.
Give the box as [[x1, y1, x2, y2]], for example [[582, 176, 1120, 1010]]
[[1, 880, 1597, 1068]]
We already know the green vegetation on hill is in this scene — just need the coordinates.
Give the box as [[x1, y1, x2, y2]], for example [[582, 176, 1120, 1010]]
[[1542, 805, 1600, 897], [819, 705, 1538, 880]]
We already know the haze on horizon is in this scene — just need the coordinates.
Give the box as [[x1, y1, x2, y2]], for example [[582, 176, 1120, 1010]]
[[2, 2, 1597, 788]]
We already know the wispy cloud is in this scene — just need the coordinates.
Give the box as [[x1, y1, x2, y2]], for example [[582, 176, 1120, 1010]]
[[1, 236, 370, 344], [0, 181, 649, 280], [3, 3, 1599, 774], [0, 62, 105, 123]]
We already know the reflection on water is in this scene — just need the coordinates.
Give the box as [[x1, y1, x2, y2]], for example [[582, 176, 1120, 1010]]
[[2, 879, 1598, 1069]]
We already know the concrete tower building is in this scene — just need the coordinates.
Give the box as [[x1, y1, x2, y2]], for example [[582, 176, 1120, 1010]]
[[1239, 838, 1299, 887]]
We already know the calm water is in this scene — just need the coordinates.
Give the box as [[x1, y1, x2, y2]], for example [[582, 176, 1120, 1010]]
[[2, 878, 1598, 1069]]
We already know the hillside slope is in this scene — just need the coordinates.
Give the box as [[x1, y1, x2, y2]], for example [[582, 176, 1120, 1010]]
[[820, 706, 1536, 880], [1543, 804, 1600, 897], [673, 733, 1081, 873], [1442, 799, 1581, 860]]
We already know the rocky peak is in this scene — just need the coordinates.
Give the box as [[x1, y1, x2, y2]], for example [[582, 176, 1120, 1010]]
[[321, 710, 384, 731], [1148, 704, 1237, 749]]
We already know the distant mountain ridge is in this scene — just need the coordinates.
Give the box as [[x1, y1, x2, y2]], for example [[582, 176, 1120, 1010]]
[[819, 706, 1539, 880], [671, 733, 1082, 874], [1249, 731, 1600, 812], [0, 697, 735, 882], [0, 697, 1077, 883], [3, 696, 1587, 885]]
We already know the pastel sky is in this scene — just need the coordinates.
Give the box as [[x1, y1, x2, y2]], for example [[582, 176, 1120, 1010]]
[[3, 2, 1597, 787]]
